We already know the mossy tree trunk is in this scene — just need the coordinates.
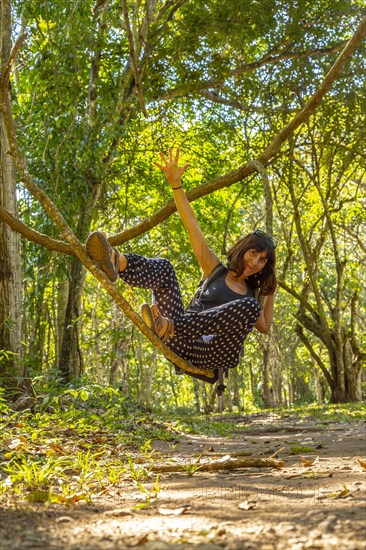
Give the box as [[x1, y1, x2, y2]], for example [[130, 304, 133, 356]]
[[0, 0, 24, 395]]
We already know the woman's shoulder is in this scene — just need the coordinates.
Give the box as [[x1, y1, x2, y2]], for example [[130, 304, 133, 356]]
[[205, 262, 227, 281]]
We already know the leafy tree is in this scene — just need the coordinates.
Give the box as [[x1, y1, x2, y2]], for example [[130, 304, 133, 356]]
[[276, 114, 365, 402]]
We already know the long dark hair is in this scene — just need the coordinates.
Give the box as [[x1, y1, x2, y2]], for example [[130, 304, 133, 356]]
[[226, 230, 277, 296]]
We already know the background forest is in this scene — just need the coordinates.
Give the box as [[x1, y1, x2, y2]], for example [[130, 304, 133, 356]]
[[1, 0, 365, 413]]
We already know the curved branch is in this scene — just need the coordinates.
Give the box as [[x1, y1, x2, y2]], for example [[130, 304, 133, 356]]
[[277, 278, 323, 321], [2, 16, 365, 258], [1, 32, 27, 82], [295, 310, 335, 354], [0, 206, 72, 254], [295, 324, 333, 387], [121, 0, 148, 117]]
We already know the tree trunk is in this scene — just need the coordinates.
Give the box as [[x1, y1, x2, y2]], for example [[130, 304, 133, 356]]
[[314, 366, 323, 405], [58, 255, 85, 380], [28, 268, 48, 371], [109, 311, 130, 390], [268, 328, 282, 406], [259, 334, 272, 408], [0, 0, 23, 394], [230, 368, 242, 410], [193, 379, 201, 413], [343, 338, 363, 402], [58, 180, 102, 381], [329, 336, 363, 403], [56, 271, 69, 363]]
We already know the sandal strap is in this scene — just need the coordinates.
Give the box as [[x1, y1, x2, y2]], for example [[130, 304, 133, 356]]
[[141, 303, 157, 334], [141, 304, 173, 342], [161, 319, 174, 342], [112, 246, 120, 274]]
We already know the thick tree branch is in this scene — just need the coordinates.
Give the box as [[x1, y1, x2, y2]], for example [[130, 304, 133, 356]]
[[1, 32, 26, 82], [295, 324, 333, 387], [277, 279, 324, 323], [295, 311, 335, 356], [121, 0, 148, 117], [1, 17, 366, 261], [0, 205, 72, 254]]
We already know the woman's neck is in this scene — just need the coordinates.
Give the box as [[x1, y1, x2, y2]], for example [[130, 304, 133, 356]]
[[226, 271, 248, 294]]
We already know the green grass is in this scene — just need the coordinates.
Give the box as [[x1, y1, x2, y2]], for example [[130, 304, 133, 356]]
[[274, 402, 366, 422], [0, 385, 176, 505]]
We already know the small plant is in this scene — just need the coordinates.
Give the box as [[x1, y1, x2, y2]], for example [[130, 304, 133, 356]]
[[72, 450, 104, 490], [139, 439, 156, 460], [132, 475, 161, 509], [126, 454, 150, 482], [3, 456, 68, 501], [181, 462, 201, 476], [290, 445, 315, 455], [105, 461, 128, 485]]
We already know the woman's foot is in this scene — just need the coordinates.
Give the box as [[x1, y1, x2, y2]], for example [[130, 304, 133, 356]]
[[141, 304, 174, 341], [85, 231, 123, 282]]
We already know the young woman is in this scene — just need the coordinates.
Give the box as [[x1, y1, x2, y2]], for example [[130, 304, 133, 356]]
[[86, 148, 276, 380]]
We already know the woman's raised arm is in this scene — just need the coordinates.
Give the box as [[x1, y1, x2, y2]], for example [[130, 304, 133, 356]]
[[154, 148, 220, 279]]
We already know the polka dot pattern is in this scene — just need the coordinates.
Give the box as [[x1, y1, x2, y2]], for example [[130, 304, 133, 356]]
[[120, 254, 261, 371]]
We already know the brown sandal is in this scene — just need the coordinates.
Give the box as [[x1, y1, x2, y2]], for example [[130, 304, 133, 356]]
[[141, 303, 174, 342], [85, 231, 120, 282]]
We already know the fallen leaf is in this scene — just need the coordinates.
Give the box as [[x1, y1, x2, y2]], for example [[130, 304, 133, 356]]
[[239, 500, 257, 510], [133, 533, 149, 546], [301, 456, 319, 467], [329, 484, 350, 499], [48, 442, 64, 454], [218, 454, 231, 462], [57, 492, 88, 504], [158, 506, 191, 515]]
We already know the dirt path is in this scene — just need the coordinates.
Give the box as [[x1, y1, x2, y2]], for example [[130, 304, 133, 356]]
[[1, 413, 365, 549]]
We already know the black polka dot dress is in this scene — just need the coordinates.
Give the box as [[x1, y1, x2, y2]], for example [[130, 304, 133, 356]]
[[120, 254, 261, 371]]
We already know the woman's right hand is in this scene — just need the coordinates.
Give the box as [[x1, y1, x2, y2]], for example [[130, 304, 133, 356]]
[[154, 147, 190, 188]]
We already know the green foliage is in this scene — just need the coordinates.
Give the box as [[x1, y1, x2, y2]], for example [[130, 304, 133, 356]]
[[3, 0, 365, 405], [276, 402, 366, 422], [0, 385, 178, 505], [290, 445, 316, 455]]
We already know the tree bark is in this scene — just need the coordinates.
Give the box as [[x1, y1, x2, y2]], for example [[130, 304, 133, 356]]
[[0, 0, 23, 393], [58, 254, 86, 380]]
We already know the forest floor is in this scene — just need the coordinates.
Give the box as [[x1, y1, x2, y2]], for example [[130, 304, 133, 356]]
[[1, 398, 365, 550]]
